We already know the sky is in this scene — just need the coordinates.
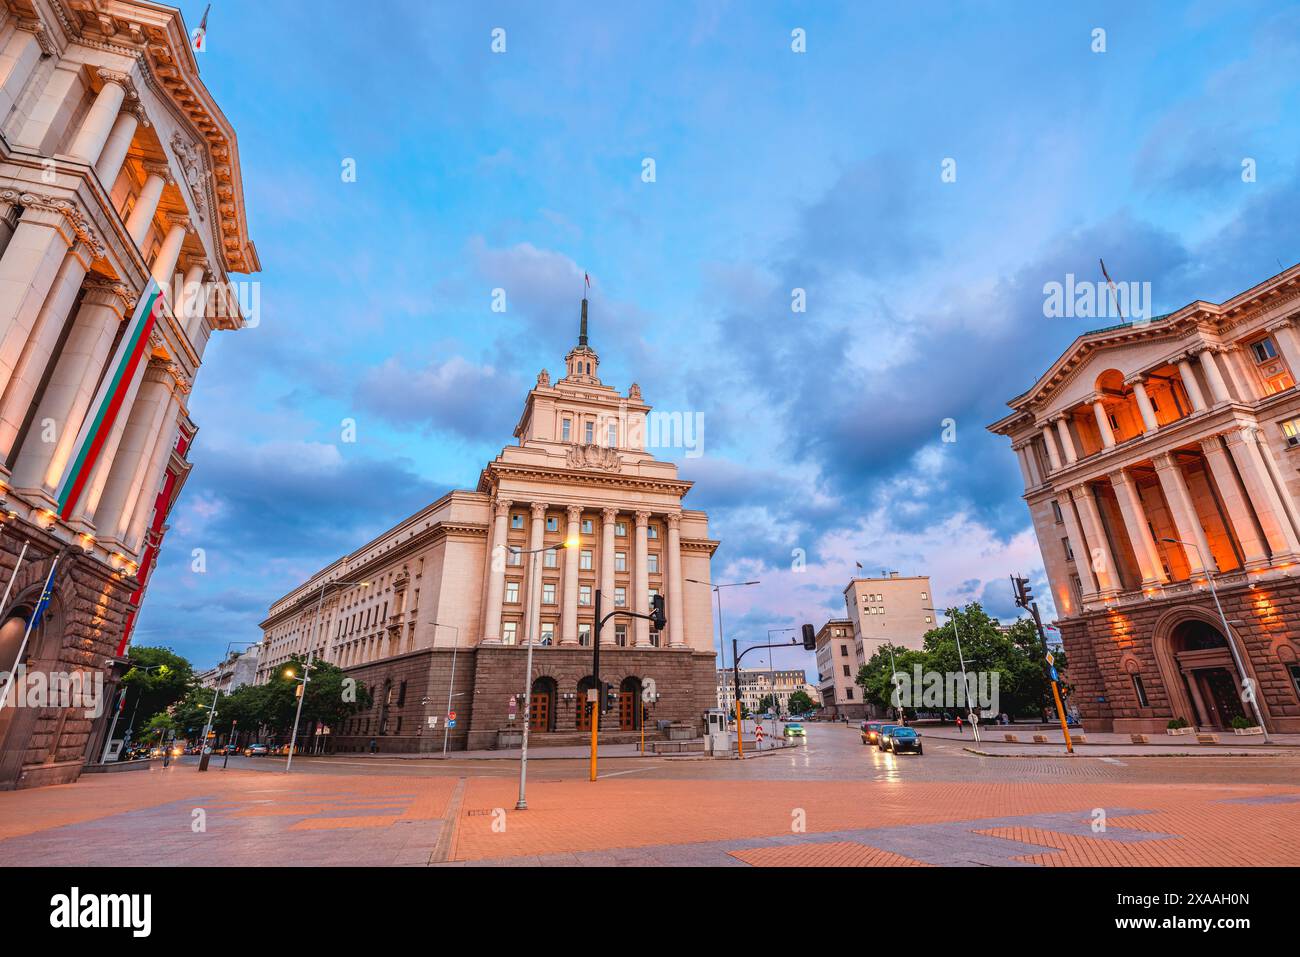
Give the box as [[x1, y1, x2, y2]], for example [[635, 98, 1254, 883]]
[[132, 0, 1300, 681]]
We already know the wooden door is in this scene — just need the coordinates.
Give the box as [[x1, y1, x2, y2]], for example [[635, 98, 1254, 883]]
[[529, 692, 550, 732]]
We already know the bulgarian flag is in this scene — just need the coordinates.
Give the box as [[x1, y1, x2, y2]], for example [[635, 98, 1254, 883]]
[[55, 278, 163, 520]]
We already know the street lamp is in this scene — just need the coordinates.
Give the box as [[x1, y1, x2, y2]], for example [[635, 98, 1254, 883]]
[[513, 536, 579, 811], [1161, 538, 1269, 740], [430, 621, 460, 758], [686, 578, 760, 730], [924, 606, 981, 743], [285, 578, 371, 772], [197, 642, 259, 771]]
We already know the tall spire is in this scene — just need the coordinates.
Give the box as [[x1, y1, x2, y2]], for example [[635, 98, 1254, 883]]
[[578, 297, 589, 347]]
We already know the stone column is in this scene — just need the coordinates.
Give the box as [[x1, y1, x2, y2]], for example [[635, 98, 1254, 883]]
[[125, 170, 167, 247], [633, 510, 651, 647], [151, 218, 189, 289], [1109, 469, 1167, 586], [599, 507, 617, 645], [1130, 378, 1159, 433], [1013, 443, 1037, 489], [0, 205, 80, 398], [95, 110, 139, 188], [524, 502, 547, 644], [1176, 358, 1207, 412], [1199, 436, 1269, 568], [8, 280, 130, 497], [67, 73, 128, 166], [180, 262, 207, 336], [1070, 484, 1118, 595], [560, 504, 581, 645], [1197, 348, 1232, 405], [1091, 397, 1116, 448], [1224, 427, 1300, 561], [1266, 320, 1300, 385], [94, 363, 177, 546], [0, 238, 95, 461], [1053, 415, 1078, 463], [1041, 426, 1062, 472], [0, 28, 41, 124], [666, 512, 686, 647], [1151, 452, 1212, 576], [1219, 347, 1258, 402], [1058, 490, 1097, 599]]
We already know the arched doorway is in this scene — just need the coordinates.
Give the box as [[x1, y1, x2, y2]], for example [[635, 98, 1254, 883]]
[[529, 677, 556, 733], [1169, 620, 1246, 729], [576, 675, 597, 731], [619, 676, 642, 731], [0, 587, 63, 786]]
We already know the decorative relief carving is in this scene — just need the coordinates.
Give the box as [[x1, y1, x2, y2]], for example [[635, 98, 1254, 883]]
[[536, 368, 550, 388], [628, 382, 642, 401], [0, 189, 106, 260], [168, 130, 207, 221], [566, 443, 621, 471]]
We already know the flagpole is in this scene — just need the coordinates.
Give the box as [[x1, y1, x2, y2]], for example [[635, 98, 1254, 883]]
[[0, 554, 59, 712]]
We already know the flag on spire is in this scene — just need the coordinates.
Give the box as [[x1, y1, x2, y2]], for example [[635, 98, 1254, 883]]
[[192, 4, 211, 52], [584, 272, 591, 291]]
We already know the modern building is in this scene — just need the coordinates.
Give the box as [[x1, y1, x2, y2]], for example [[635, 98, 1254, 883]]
[[716, 666, 809, 715], [196, 646, 259, 693], [844, 572, 935, 662], [990, 265, 1300, 733], [257, 298, 719, 751], [0, 1, 257, 789], [814, 618, 863, 719]]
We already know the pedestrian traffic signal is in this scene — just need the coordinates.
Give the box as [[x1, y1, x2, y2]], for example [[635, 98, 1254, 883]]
[[801, 623, 816, 650], [651, 594, 666, 631]]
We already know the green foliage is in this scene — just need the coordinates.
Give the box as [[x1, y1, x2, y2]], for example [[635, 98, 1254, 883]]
[[302, 659, 372, 729], [1167, 716, 1190, 730], [1230, 715, 1253, 730], [121, 646, 194, 727], [787, 690, 815, 714]]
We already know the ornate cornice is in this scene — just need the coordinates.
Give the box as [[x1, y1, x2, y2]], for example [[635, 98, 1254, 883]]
[[0, 188, 106, 259]]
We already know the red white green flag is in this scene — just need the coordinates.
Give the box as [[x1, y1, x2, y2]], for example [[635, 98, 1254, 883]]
[[55, 278, 163, 520]]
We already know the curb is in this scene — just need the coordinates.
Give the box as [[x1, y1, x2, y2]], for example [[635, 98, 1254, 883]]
[[961, 747, 1293, 758]]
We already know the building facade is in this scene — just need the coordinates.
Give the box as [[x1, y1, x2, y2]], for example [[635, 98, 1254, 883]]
[[196, 645, 258, 693], [814, 618, 863, 718], [844, 572, 935, 664], [990, 266, 1300, 733], [258, 299, 720, 752], [716, 666, 809, 715], [0, 1, 257, 788]]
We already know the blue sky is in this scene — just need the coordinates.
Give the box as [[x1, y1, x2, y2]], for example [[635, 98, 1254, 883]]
[[133, 1, 1300, 680]]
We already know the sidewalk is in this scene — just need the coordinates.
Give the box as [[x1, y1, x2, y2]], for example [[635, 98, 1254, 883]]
[[317, 738, 793, 761], [922, 725, 1300, 757]]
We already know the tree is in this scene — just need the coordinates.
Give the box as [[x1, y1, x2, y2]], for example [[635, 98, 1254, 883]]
[[856, 643, 927, 717], [120, 646, 194, 727], [756, 694, 777, 714], [302, 660, 371, 731], [787, 690, 815, 714]]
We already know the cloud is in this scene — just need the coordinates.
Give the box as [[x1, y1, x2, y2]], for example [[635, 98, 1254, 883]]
[[355, 354, 525, 442]]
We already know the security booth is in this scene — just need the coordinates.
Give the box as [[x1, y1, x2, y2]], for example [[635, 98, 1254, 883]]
[[704, 708, 731, 755]]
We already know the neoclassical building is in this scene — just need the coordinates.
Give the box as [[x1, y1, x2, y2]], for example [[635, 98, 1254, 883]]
[[258, 299, 719, 751], [0, 1, 257, 788], [991, 266, 1300, 733]]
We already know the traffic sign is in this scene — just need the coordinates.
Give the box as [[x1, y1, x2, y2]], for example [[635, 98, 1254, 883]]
[[1049, 666, 1059, 682], [755, 725, 765, 742], [448, 710, 457, 722], [1045, 651, 1055, 666], [448, 720, 457, 729]]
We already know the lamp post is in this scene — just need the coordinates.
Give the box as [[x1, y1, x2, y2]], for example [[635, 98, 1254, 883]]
[[514, 536, 578, 811], [196, 642, 258, 771], [687, 578, 760, 736], [1161, 538, 1269, 740], [284, 578, 370, 772], [924, 606, 980, 743], [430, 621, 461, 758]]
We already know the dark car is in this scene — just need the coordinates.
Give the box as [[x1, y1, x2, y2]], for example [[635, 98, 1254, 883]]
[[886, 726, 923, 754], [875, 724, 901, 750]]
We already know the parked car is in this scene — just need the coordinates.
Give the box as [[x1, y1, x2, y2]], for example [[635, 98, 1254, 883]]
[[886, 726, 923, 755], [860, 721, 886, 745], [783, 722, 806, 738], [875, 724, 901, 751], [244, 743, 270, 757]]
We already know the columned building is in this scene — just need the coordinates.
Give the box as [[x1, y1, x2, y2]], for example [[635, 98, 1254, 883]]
[[258, 299, 719, 752], [991, 265, 1300, 733], [0, 1, 258, 788]]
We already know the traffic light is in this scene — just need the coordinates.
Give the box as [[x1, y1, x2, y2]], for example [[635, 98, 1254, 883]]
[[603, 681, 617, 714], [650, 594, 666, 631], [1011, 574, 1033, 609], [801, 623, 816, 650]]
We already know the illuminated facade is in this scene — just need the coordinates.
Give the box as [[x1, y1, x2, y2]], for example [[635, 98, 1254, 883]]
[[991, 266, 1300, 733]]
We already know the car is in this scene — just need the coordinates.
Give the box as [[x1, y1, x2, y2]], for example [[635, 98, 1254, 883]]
[[244, 744, 270, 757], [783, 723, 806, 738], [875, 724, 902, 750], [860, 721, 886, 745], [886, 726, 923, 754]]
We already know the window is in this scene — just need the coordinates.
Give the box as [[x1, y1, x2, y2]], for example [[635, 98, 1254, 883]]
[[511, 513, 524, 529], [1108, 413, 1119, 431], [614, 587, 626, 607], [615, 623, 627, 646], [920, 591, 928, 600], [1251, 338, 1278, 363], [546, 516, 558, 532], [615, 551, 627, 572], [543, 583, 556, 604], [585, 422, 594, 444], [1062, 537, 1074, 562], [1131, 674, 1150, 708], [540, 623, 555, 645], [507, 549, 522, 567], [562, 418, 571, 441], [579, 585, 592, 606], [647, 553, 659, 573], [578, 623, 592, 646], [616, 521, 627, 536], [842, 664, 851, 677], [544, 548, 558, 568], [1149, 396, 1160, 413], [582, 518, 593, 534], [925, 616, 932, 624], [1281, 418, 1300, 447], [1288, 664, 1300, 697], [505, 582, 520, 603], [840, 644, 848, 656], [1051, 501, 1063, 524], [580, 549, 593, 570], [607, 424, 617, 447], [647, 525, 658, 539], [502, 621, 518, 645]]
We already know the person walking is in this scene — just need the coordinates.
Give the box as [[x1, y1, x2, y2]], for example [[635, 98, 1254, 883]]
[[955, 715, 963, 734]]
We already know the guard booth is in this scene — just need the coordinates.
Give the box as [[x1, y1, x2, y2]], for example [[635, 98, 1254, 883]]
[[704, 708, 731, 755]]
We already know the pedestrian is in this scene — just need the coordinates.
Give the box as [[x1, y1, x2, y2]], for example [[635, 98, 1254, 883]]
[[368, 738, 377, 754], [956, 715, 963, 734]]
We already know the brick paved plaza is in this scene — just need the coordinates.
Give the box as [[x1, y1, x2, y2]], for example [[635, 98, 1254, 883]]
[[2, 725, 1296, 867]]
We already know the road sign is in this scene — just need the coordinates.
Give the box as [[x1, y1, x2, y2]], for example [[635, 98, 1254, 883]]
[[448, 710, 457, 722], [755, 725, 764, 742], [1045, 651, 1055, 666], [448, 719, 457, 729], [1049, 665, 1059, 682]]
